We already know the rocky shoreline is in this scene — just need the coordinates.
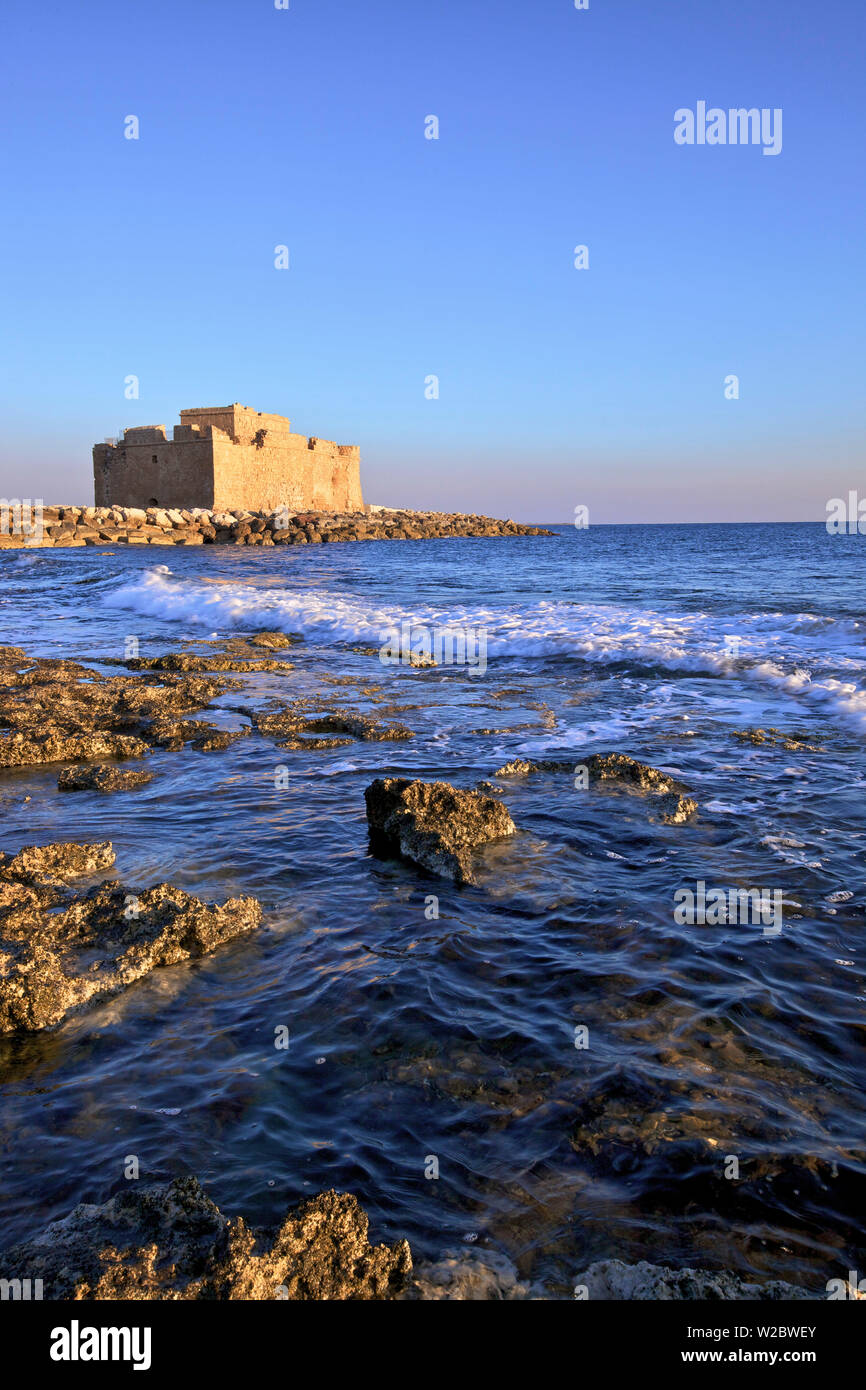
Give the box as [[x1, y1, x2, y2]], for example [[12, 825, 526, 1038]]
[[0, 504, 553, 549], [0, 639, 822, 1302]]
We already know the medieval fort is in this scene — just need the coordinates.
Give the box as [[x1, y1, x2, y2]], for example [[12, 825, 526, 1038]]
[[93, 404, 363, 513]]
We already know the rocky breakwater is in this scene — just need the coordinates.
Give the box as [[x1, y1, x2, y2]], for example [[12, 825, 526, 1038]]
[[0, 504, 554, 549]]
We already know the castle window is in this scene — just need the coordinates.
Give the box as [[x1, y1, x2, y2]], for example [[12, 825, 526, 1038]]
[[152, 455, 158, 465]]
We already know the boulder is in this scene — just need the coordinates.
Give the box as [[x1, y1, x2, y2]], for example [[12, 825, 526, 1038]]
[[364, 777, 516, 884], [58, 765, 154, 793]]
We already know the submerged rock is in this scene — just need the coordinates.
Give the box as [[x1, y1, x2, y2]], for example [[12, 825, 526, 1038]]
[[365, 777, 516, 885], [0, 845, 261, 1032], [650, 790, 698, 825], [493, 751, 697, 822], [58, 764, 154, 792], [257, 708, 412, 748], [405, 1248, 534, 1300], [573, 1259, 813, 1300], [1, 1176, 412, 1300], [734, 727, 823, 752]]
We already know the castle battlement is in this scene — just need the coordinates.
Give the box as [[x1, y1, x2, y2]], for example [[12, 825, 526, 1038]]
[[94, 405, 363, 513]]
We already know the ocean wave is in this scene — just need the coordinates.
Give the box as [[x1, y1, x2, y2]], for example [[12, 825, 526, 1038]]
[[101, 568, 866, 732]]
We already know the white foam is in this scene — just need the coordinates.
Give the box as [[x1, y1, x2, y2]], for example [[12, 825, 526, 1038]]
[[102, 568, 866, 734]]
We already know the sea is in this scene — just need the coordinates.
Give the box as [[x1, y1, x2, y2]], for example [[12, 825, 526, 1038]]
[[0, 521, 863, 1296]]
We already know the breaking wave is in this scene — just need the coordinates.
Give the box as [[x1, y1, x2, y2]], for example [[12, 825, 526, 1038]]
[[102, 567, 866, 732]]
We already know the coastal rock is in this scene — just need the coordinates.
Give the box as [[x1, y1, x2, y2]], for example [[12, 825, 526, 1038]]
[[127, 654, 292, 674], [191, 727, 250, 752], [493, 752, 697, 821], [58, 764, 154, 792], [0, 849, 261, 1032], [0, 729, 150, 767], [0, 840, 115, 885], [249, 631, 294, 649], [494, 758, 576, 777], [2, 508, 555, 550], [572, 1259, 813, 1301], [365, 777, 516, 885], [651, 791, 698, 824], [257, 709, 412, 747], [1, 1177, 412, 1300], [584, 752, 680, 793], [734, 727, 824, 752], [404, 1249, 535, 1300]]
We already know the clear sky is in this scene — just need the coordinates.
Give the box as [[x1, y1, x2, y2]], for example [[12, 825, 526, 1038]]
[[0, 0, 863, 522]]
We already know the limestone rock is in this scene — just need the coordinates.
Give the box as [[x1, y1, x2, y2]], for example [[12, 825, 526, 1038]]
[[58, 765, 154, 793], [572, 1259, 813, 1301], [0, 729, 151, 767], [365, 777, 516, 885], [651, 791, 698, 824], [0, 849, 261, 1032], [0, 1177, 412, 1300]]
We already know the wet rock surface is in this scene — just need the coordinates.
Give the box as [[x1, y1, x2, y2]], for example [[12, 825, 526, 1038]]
[[1, 1176, 412, 1300], [256, 707, 412, 750], [0, 842, 261, 1032], [127, 654, 293, 674], [58, 764, 154, 792], [493, 751, 697, 822], [573, 1259, 813, 1300], [365, 777, 516, 884]]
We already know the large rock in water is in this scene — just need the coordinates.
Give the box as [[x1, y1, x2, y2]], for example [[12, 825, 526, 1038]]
[[0, 842, 261, 1032], [1, 1177, 412, 1300], [364, 778, 516, 885]]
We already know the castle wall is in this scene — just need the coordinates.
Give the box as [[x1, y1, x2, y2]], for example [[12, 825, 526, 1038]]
[[93, 433, 216, 509], [211, 434, 363, 512]]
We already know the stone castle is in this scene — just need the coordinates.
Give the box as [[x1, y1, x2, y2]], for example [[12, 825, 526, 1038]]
[[93, 404, 363, 513]]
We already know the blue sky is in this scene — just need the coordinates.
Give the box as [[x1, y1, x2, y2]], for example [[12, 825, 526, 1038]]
[[0, 0, 863, 521]]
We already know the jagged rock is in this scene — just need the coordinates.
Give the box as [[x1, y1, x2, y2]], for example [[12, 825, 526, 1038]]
[[572, 1259, 813, 1301], [493, 752, 697, 822], [0, 840, 115, 885], [0, 848, 261, 1032], [127, 654, 292, 674], [404, 1249, 534, 1300], [58, 764, 154, 792], [651, 791, 698, 824], [249, 631, 294, 649], [734, 727, 823, 752], [584, 752, 680, 793], [494, 758, 575, 776], [257, 709, 412, 746], [0, 729, 150, 767], [191, 728, 250, 752], [1, 1176, 412, 1300], [365, 778, 516, 885]]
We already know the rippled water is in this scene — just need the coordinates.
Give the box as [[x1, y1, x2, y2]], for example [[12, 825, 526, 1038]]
[[0, 523, 864, 1296]]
